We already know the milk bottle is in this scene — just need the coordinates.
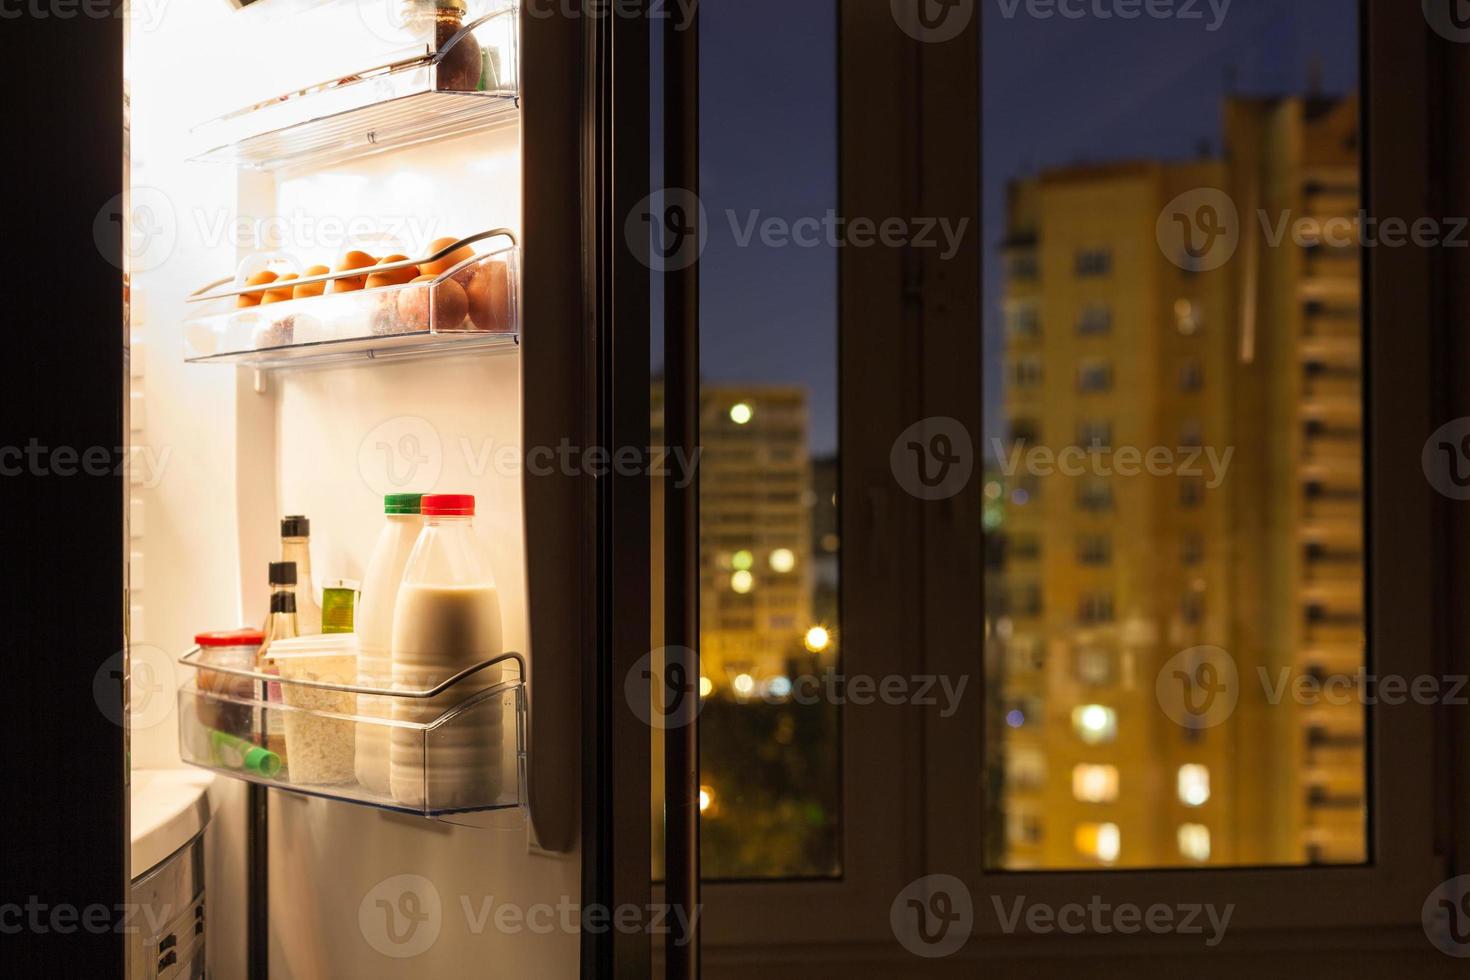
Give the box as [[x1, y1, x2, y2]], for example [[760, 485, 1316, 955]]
[[389, 494, 505, 810], [354, 493, 423, 796]]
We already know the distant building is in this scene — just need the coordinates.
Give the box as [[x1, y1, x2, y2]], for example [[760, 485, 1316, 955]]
[[994, 94, 1364, 869]]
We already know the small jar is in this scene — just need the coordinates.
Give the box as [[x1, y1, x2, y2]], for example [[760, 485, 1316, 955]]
[[401, 0, 483, 92]]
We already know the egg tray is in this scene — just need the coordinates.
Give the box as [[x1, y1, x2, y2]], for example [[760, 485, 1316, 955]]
[[183, 230, 519, 368]]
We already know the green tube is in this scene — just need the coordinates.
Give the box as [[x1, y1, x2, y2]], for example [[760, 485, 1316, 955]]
[[208, 729, 282, 778]]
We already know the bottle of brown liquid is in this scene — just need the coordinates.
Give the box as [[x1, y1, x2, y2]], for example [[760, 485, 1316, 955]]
[[402, 0, 483, 92], [258, 561, 299, 760]]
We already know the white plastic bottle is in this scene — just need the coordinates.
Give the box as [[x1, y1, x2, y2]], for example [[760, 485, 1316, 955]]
[[354, 493, 424, 796], [389, 494, 505, 810]]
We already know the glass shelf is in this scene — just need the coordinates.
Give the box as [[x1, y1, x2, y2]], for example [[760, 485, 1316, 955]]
[[184, 235, 519, 369], [189, 3, 519, 172], [177, 647, 526, 821]]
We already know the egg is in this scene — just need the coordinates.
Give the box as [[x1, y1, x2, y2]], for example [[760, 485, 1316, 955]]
[[365, 254, 420, 289], [418, 236, 475, 276], [293, 264, 332, 300], [330, 251, 378, 293], [237, 270, 278, 309], [397, 274, 469, 332], [465, 260, 511, 331], [262, 274, 299, 304]]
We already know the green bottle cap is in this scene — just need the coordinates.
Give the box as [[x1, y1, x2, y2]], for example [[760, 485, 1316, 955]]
[[385, 493, 425, 515]]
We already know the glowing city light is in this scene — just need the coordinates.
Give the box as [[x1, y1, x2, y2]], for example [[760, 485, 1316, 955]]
[[731, 570, 755, 594], [733, 673, 755, 696], [1177, 764, 1211, 807], [769, 548, 796, 573], [732, 549, 755, 571], [730, 403, 754, 425], [699, 676, 714, 698], [804, 625, 831, 653], [1072, 704, 1117, 744], [699, 786, 714, 812]]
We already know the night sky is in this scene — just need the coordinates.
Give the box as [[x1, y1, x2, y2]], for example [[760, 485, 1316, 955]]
[[654, 0, 1359, 454]]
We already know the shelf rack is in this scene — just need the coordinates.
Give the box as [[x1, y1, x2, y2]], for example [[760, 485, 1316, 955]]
[[177, 647, 527, 821]]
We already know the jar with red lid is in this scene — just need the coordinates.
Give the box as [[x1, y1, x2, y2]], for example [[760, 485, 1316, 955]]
[[194, 629, 264, 736]]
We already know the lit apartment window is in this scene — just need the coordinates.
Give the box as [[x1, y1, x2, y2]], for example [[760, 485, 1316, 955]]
[[1075, 822, 1121, 864], [1075, 247, 1113, 278], [1076, 477, 1114, 513], [1007, 635, 1044, 673], [1073, 646, 1116, 686], [1078, 591, 1115, 625], [1178, 824, 1212, 863], [1072, 704, 1117, 744], [1007, 304, 1041, 338], [1178, 764, 1211, 807], [1009, 747, 1047, 792], [1077, 303, 1112, 336], [1011, 357, 1043, 388], [1077, 360, 1114, 394], [1072, 764, 1120, 804], [1010, 583, 1043, 618], [1076, 420, 1113, 449], [1180, 357, 1204, 392], [1077, 534, 1111, 566], [1008, 811, 1044, 846], [1174, 298, 1203, 335]]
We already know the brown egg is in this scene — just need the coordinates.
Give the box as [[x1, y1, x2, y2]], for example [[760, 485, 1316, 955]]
[[418, 236, 474, 276], [365, 254, 420, 289], [293, 264, 332, 300], [398, 274, 468, 332], [330, 251, 378, 293], [262, 273, 299, 304], [465, 260, 511, 331], [237, 270, 278, 309]]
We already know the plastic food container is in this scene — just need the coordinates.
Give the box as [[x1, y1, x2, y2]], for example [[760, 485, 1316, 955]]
[[193, 629, 264, 737], [267, 634, 359, 786]]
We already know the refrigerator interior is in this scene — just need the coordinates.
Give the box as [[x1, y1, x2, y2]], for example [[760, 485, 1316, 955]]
[[127, 2, 577, 976]]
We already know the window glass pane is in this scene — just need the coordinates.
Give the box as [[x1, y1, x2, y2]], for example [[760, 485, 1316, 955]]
[[652, 0, 840, 882], [984, 1, 1365, 869]]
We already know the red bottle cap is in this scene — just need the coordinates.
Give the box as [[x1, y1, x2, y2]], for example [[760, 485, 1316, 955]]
[[195, 629, 266, 647], [421, 494, 475, 516]]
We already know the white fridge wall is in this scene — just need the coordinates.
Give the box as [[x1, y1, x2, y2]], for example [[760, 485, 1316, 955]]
[[129, 5, 579, 975]]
